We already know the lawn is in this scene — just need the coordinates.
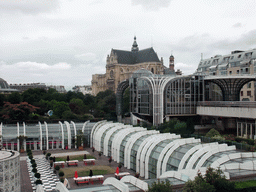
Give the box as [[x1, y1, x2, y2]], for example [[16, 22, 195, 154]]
[[60, 165, 115, 178], [55, 154, 95, 162], [235, 180, 256, 189]]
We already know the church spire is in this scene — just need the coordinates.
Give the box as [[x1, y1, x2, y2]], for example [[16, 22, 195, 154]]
[[131, 36, 139, 52]]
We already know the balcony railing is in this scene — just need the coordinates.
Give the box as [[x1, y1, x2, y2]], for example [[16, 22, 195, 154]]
[[197, 101, 256, 108]]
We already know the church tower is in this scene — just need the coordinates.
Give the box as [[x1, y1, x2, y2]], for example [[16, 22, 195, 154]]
[[131, 36, 139, 52], [169, 54, 174, 72]]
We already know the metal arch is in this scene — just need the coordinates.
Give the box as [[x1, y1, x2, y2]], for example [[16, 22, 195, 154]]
[[38, 122, 43, 150], [124, 130, 159, 168], [71, 121, 77, 149], [205, 76, 256, 101], [90, 120, 107, 148], [140, 76, 175, 126], [82, 120, 90, 133], [196, 145, 236, 169], [17, 122, 20, 151], [64, 121, 71, 149], [44, 121, 49, 150], [58, 121, 65, 149], [116, 79, 130, 117]]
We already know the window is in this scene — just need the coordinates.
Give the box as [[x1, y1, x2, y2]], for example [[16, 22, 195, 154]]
[[247, 91, 251, 96], [231, 56, 234, 60], [229, 71, 232, 75], [151, 68, 154, 74], [241, 91, 243, 96], [238, 55, 241, 58], [237, 70, 239, 74], [247, 83, 251, 89]]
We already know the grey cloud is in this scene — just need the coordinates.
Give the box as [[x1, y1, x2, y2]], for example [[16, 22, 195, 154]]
[[131, 0, 172, 11], [232, 23, 242, 28], [211, 29, 256, 51], [0, 0, 60, 15]]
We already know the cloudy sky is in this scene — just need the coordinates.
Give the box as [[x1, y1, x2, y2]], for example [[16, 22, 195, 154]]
[[1, 0, 256, 90]]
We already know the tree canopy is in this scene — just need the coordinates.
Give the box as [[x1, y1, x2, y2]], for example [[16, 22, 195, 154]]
[[0, 88, 117, 122]]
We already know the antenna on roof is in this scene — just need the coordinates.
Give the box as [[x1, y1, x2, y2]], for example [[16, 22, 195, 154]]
[[151, 35, 153, 47], [201, 53, 203, 60]]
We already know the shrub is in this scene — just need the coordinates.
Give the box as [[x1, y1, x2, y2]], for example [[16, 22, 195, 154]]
[[34, 172, 41, 179], [26, 149, 32, 153], [183, 167, 235, 192], [55, 165, 60, 171], [32, 163, 37, 168], [59, 171, 64, 177], [46, 153, 51, 157], [35, 179, 42, 185], [206, 128, 220, 138], [30, 159, 35, 164], [60, 178, 64, 183], [148, 179, 172, 192], [49, 157, 53, 161], [32, 167, 37, 173], [28, 155, 33, 159]]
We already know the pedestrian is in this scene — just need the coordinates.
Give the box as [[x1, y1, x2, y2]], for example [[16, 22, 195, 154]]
[[89, 169, 93, 177]]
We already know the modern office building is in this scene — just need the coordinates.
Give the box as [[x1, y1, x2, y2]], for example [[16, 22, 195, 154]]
[[115, 48, 256, 138]]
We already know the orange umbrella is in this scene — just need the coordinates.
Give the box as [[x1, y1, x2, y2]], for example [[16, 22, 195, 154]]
[[116, 167, 119, 174], [74, 171, 78, 178]]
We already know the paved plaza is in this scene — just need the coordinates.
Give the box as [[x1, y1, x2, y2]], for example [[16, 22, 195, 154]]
[[20, 148, 136, 192]]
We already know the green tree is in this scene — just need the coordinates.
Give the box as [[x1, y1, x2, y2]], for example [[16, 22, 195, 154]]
[[183, 167, 235, 192], [0, 94, 6, 108], [174, 121, 187, 135], [7, 92, 21, 104], [122, 88, 130, 115], [148, 179, 172, 192], [1, 102, 39, 121], [69, 98, 85, 115], [53, 101, 70, 118], [186, 118, 195, 134], [22, 88, 47, 104]]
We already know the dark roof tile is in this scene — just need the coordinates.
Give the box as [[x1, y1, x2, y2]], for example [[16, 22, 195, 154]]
[[112, 47, 160, 64]]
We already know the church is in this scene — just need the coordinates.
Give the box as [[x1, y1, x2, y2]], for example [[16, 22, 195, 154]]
[[91, 37, 180, 95]]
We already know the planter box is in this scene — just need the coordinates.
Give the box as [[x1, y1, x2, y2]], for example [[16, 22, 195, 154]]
[[78, 146, 83, 150]]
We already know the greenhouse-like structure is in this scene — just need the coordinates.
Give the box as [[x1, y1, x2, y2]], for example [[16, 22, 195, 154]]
[[1, 121, 95, 151], [91, 121, 256, 180]]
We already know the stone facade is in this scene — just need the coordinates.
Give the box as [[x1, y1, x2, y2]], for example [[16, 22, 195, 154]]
[[0, 151, 20, 192], [91, 37, 166, 95]]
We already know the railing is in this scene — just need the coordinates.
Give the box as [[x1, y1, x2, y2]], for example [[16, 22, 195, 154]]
[[182, 134, 253, 151], [197, 101, 256, 108]]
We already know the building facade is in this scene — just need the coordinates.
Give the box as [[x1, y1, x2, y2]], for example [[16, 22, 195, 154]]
[[10, 83, 47, 92], [0, 150, 20, 192], [72, 85, 92, 95], [91, 37, 167, 95], [197, 49, 256, 101]]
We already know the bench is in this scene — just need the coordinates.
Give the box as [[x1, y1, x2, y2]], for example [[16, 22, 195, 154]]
[[53, 161, 65, 168], [74, 175, 104, 185], [83, 159, 96, 166], [66, 160, 78, 167]]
